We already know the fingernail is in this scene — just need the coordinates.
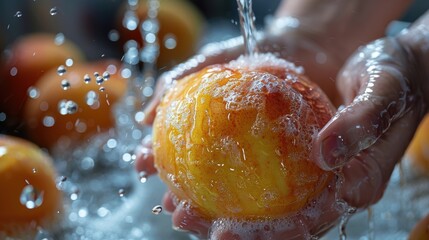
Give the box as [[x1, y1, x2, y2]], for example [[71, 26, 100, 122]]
[[319, 134, 348, 170]]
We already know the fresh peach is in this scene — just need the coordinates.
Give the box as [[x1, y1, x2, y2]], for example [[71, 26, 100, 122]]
[[406, 115, 429, 174], [0, 33, 84, 127], [0, 134, 62, 233], [153, 54, 335, 219], [23, 60, 126, 149], [117, 0, 204, 68]]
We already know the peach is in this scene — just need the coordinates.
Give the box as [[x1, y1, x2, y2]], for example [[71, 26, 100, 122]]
[[406, 115, 429, 174], [0, 33, 84, 127], [0, 134, 62, 233], [153, 54, 335, 219], [117, 0, 204, 68], [23, 60, 126, 149]]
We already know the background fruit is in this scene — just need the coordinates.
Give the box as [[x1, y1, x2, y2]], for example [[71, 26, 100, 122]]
[[409, 212, 429, 240], [406, 115, 429, 174], [0, 134, 61, 232], [23, 60, 126, 149], [0, 33, 85, 129], [117, 0, 204, 69], [153, 54, 335, 219]]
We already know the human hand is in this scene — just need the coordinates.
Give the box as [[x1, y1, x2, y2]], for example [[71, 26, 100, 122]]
[[312, 15, 429, 208]]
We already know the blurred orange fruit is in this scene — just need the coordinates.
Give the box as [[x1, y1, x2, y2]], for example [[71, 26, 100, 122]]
[[153, 54, 335, 219], [117, 0, 204, 68], [406, 115, 429, 174], [23, 60, 126, 149], [0, 33, 85, 127], [0, 134, 61, 233], [409, 212, 429, 240]]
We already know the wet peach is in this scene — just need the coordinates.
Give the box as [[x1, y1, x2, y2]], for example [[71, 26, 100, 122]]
[[153, 54, 335, 219], [23, 60, 126, 149], [0, 134, 61, 233], [0, 33, 84, 127], [406, 115, 429, 174], [117, 0, 204, 68]]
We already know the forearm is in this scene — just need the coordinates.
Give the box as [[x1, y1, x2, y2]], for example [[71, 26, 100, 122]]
[[275, 0, 413, 60]]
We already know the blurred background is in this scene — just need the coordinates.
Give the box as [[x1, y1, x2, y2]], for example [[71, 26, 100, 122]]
[[1, 0, 426, 60]]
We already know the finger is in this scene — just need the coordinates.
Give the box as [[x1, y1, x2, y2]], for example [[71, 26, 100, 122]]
[[312, 38, 423, 170], [171, 201, 211, 238], [134, 135, 157, 175], [340, 104, 422, 208], [162, 190, 178, 213], [142, 37, 244, 125]]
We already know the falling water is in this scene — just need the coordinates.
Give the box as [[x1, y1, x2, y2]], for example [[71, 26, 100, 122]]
[[236, 0, 259, 55]]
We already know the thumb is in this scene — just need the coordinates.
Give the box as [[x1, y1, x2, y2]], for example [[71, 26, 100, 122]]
[[312, 37, 425, 171]]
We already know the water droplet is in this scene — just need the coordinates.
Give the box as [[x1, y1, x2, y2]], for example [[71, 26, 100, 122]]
[[70, 188, 80, 201], [164, 34, 177, 50], [97, 207, 111, 217], [50, 7, 58, 16], [56, 176, 67, 190], [15, 11, 23, 18], [28, 87, 40, 99], [123, 10, 139, 31], [84, 74, 91, 84], [20, 185, 44, 209], [139, 171, 148, 183], [118, 189, 125, 197], [99, 86, 105, 92], [34, 228, 53, 240], [80, 157, 95, 170], [61, 79, 71, 90], [96, 76, 104, 85], [0, 112, 6, 122], [122, 153, 133, 162], [134, 111, 145, 122], [86, 91, 100, 109], [106, 138, 117, 149], [58, 100, 78, 115], [54, 33, 65, 45], [10, 67, 18, 76], [102, 71, 110, 80], [108, 29, 120, 42], [32, 168, 37, 173], [152, 205, 162, 215], [143, 86, 153, 97], [42, 116, 55, 127], [78, 208, 88, 218], [94, 72, 100, 77], [65, 58, 74, 67], [57, 65, 66, 76]]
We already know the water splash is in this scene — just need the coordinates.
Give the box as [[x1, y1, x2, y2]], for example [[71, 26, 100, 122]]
[[20, 185, 44, 209]]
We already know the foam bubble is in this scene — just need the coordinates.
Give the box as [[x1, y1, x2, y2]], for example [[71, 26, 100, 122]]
[[226, 53, 304, 75]]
